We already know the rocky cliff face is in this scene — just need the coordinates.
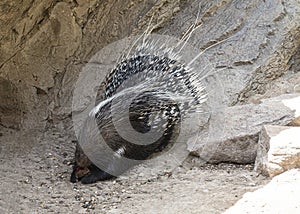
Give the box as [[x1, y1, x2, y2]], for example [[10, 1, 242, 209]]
[[0, 0, 299, 131]]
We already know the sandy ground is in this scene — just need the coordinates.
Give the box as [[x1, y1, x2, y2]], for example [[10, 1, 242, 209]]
[[0, 126, 269, 214]]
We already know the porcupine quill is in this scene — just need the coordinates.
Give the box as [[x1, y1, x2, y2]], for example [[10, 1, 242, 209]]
[[70, 35, 208, 184], [70, 6, 219, 184]]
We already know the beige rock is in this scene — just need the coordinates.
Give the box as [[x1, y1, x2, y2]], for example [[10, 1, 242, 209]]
[[291, 117, 300, 126], [255, 125, 300, 177], [224, 169, 300, 214]]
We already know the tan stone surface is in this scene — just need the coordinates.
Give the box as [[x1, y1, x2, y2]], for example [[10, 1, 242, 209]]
[[224, 169, 300, 214]]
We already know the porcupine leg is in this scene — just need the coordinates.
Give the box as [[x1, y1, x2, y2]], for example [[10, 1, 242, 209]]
[[70, 163, 78, 183], [80, 164, 115, 184]]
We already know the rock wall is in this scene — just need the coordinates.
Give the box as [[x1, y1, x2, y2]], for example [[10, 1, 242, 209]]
[[0, 0, 299, 131]]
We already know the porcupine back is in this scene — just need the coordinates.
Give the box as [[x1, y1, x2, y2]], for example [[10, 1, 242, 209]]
[[94, 40, 207, 159]]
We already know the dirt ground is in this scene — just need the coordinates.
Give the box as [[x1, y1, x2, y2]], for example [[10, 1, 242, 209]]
[[0, 126, 270, 214]]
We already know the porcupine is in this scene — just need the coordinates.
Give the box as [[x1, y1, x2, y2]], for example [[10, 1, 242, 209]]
[[70, 32, 208, 184]]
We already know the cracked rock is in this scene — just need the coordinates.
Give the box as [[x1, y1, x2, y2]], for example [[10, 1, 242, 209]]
[[189, 94, 299, 164], [255, 125, 300, 177]]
